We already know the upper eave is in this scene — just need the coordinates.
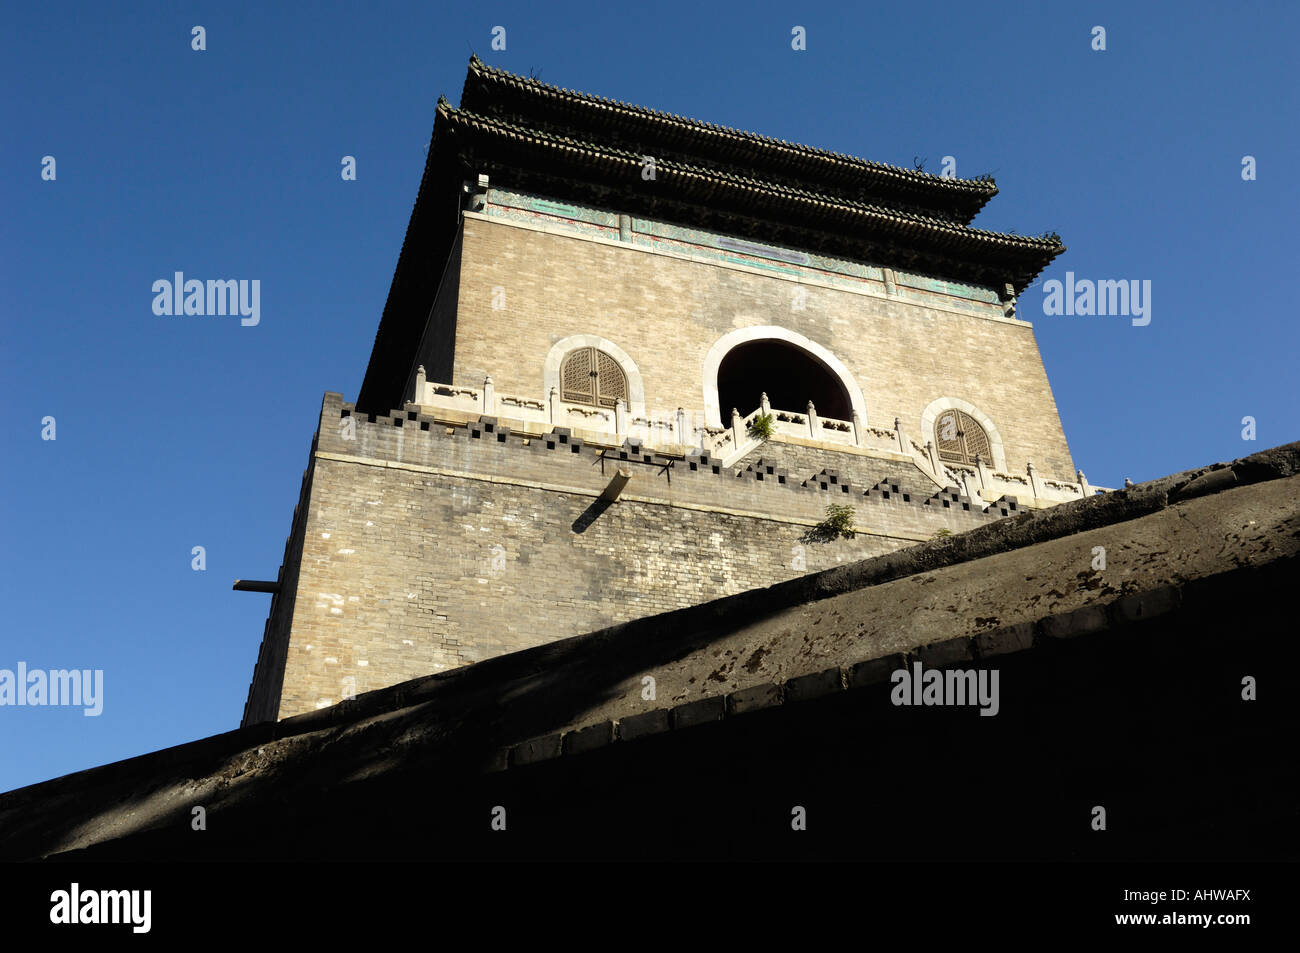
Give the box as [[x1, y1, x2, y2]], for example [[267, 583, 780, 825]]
[[460, 55, 998, 224], [438, 102, 1063, 294]]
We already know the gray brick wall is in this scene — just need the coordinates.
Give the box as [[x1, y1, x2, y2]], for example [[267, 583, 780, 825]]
[[242, 392, 1011, 723]]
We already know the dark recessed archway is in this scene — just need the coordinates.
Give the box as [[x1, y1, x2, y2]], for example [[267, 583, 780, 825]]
[[717, 340, 852, 421]]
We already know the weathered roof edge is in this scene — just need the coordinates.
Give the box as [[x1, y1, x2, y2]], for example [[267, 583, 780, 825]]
[[1, 441, 1295, 814]]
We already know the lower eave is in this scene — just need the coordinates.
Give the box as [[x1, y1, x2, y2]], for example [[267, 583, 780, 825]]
[[440, 106, 1063, 295]]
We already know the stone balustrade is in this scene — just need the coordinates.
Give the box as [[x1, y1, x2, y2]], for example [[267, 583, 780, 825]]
[[409, 369, 1110, 504]]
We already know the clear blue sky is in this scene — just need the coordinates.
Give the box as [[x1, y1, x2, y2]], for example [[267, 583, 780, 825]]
[[2, 1, 1296, 793]]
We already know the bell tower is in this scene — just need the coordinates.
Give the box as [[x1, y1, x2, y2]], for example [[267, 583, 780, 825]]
[[241, 57, 1102, 725]]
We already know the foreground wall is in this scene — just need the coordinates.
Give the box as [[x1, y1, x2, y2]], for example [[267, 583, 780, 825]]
[[7, 443, 1294, 861]]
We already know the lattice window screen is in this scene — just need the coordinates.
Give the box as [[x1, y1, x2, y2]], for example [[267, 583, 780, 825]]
[[962, 413, 991, 462], [560, 347, 628, 409], [936, 411, 964, 461], [935, 410, 992, 465], [561, 348, 594, 403], [595, 350, 627, 408]]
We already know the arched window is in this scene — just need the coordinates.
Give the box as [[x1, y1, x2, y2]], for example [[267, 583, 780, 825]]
[[935, 409, 992, 466], [560, 347, 628, 409], [717, 339, 852, 420], [702, 326, 868, 429]]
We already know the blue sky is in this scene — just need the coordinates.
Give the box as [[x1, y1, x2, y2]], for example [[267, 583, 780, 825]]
[[2, 0, 1296, 793]]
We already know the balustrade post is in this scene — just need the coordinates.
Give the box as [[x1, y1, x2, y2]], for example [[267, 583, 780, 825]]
[[1027, 460, 1042, 500], [894, 417, 908, 455], [413, 365, 426, 405]]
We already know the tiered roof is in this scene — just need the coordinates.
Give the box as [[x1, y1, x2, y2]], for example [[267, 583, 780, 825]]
[[358, 56, 1064, 412], [458, 55, 998, 224]]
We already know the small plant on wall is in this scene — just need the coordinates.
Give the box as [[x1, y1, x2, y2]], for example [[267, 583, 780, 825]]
[[803, 502, 857, 542], [747, 412, 775, 442], [931, 528, 953, 541]]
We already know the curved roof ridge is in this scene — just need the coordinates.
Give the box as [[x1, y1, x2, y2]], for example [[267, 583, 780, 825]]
[[463, 55, 999, 198]]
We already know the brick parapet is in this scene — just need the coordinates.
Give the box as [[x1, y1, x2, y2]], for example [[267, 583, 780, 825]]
[[320, 392, 1010, 532]]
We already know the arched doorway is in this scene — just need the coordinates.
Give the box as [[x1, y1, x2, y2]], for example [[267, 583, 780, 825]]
[[717, 339, 853, 420]]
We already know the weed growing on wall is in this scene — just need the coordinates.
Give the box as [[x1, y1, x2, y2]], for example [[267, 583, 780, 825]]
[[747, 412, 775, 442], [803, 503, 856, 542]]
